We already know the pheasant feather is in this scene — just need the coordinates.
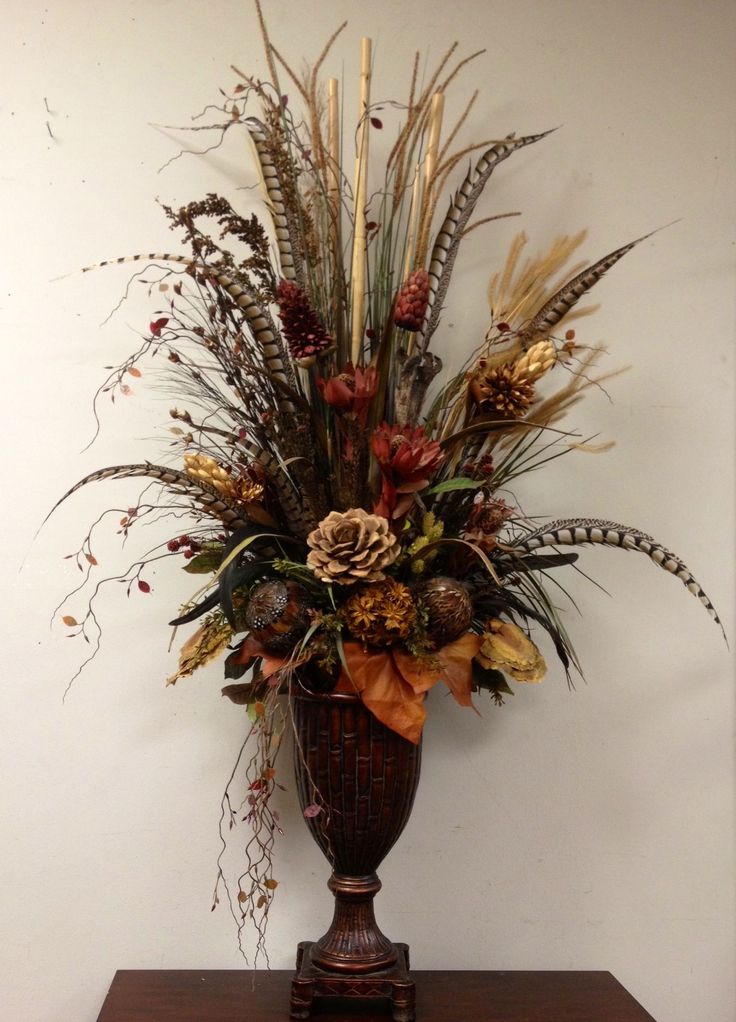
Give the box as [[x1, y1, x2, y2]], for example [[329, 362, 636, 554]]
[[245, 118, 303, 287], [422, 130, 554, 345], [524, 230, 656, 337], [49, 463, 253, 531], [505, 518, 723, 633]]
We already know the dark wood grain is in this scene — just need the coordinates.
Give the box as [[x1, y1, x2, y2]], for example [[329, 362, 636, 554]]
[[95, 969, 658, 1021]]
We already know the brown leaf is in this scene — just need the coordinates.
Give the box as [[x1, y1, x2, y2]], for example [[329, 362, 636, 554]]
[[394, 633, 481, 709], [264, 878, 278, 890], [339, 642, 426, 745], [128, 367, 142, 378], [84, 553, 98, 566], [237, 891, 247, 903], [62, 615, 78, 627]]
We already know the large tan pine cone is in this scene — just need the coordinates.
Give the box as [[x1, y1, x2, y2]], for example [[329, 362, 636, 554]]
[[306, 508, 399, 585]]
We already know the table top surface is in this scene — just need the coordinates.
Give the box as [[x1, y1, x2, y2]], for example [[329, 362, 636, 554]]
[[96, 969, 657, 1022]]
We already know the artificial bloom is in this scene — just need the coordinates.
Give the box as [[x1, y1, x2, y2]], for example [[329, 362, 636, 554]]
[[317, 363, 378, 424], [462, 495, 515, 551], [371, 423, 444, 519], [306, 507, 399, 585], [476, 618, 547, 683]]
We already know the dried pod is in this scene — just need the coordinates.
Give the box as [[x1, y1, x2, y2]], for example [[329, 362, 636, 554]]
[[416, 576, 473, 647], [245, 579, 311, 653], [394, 268, 430, 331]]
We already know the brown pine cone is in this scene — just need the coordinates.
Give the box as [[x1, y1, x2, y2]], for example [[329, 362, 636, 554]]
[[306, 508, 399, 585], [394, 268, 430, 331]]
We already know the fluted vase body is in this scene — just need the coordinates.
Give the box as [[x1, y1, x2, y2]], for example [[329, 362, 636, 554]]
[[292, 685, 422, 973]]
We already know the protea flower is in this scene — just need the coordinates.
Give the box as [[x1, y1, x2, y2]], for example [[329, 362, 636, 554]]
[[371, 423, 444, 519]]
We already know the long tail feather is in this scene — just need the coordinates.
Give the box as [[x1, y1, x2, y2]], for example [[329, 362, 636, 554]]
[[524, 230, 655, 336], [47, 463, 252, 531], [422, 130, 554, 346], [504, 518, 724, 633], [245, 118, 303, 286]]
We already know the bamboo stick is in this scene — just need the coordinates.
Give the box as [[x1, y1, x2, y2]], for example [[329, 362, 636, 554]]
[[350, 37, 372, 365], [327, 78, 341, 223]]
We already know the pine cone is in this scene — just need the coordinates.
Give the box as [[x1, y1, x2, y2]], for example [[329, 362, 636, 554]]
[[276, 279, 333, 365], [469, 363, 535, 419], [394, 269, 429, 331], [343, 578, 416, 646], [416, 576, 473, 647], [306, 508, 399, 585]]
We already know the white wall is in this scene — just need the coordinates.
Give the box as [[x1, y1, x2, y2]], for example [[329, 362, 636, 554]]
[[2, 2, 734, 1020]]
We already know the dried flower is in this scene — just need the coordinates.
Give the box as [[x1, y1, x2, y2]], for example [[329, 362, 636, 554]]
[[463, 496, 514, 551], [394, 268, 429, 331], [476, 618, 547, 683], [343, 578, 416, 646], [469, 340, 556, 419], [184, 453, 263, 505], [276, 279, 333, 365], [372, 423, 444, 519], [306, 508, 399, 585], [317, 363, 378, 423]]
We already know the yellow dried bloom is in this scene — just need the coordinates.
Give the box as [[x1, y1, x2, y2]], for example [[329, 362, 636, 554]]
[[343, 578, 416, 646], [476, 618, 547, 683], [167, 615, 232, 686], [184, 453, 263, 504], [513, 340, 556, 383]]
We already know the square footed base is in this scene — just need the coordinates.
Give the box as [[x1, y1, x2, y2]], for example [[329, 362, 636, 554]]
[[290, 941, 415, 1021]]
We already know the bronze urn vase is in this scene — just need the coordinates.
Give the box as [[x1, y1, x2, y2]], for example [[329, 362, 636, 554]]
[[289, 682, 422, 1021]]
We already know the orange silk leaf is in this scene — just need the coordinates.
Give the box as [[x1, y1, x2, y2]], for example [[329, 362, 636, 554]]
[[339, 642, 427, 745], [394, 633, 482, 708]]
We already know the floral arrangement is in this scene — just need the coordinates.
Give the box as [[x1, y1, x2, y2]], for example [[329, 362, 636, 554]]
[[53, 5, 722, 961]]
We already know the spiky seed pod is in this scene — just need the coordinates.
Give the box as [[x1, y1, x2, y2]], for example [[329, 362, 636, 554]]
[[469, 363, 535, 419], [394, 268, 430, 331], [513, 340, 556, 383], [343, 578, 416, 646], [233, 477, 265, 504], [306, 508, 399, 585], [476, 618, 547, 683], [276, 279, 333, 365], [245, 579, 311, 654], [416, 576, 473, 647]]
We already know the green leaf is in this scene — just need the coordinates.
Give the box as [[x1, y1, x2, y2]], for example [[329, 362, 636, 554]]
[[183, 548, 224, 574], [425, 476, 484, 496]]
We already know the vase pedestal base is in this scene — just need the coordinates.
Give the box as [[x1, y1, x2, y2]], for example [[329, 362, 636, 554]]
[[290, 941, 415, 1021]]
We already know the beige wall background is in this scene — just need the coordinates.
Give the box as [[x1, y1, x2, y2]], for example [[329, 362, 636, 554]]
[[2, 2, 734, 1020]]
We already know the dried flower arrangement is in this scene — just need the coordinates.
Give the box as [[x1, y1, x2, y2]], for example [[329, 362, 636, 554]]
[[51, 4, 723, 964]]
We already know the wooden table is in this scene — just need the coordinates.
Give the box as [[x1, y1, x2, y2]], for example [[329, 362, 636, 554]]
[[95, 969, 657, 1021]]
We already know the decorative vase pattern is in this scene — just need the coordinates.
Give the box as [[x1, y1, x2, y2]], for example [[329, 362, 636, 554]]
[[292, 684, 422, 976]]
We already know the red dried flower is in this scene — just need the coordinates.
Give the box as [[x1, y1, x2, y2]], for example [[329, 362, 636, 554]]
[[317, 363, 378, 424], [371, 423, 444, 519], [276, 279, 333, 364]]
